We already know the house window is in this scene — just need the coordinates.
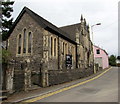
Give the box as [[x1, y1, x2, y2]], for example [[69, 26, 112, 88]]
[[96, 49, 100, 54], [18, 34, 22, 54], [23, 29, 27, 53], [28, 32, 32, 53]]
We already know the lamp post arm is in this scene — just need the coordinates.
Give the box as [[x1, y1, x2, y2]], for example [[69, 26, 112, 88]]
[[91, 23, 101, 44]]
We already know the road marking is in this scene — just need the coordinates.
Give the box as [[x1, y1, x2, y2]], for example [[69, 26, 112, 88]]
[[23, 67, 112, 103]]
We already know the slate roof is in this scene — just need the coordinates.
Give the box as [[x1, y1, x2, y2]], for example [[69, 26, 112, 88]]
[[7, 7, 77, 44], [60, 23, 81, 41]]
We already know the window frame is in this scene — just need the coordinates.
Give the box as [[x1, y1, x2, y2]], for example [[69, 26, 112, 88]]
[[50, 35, 58, 58]]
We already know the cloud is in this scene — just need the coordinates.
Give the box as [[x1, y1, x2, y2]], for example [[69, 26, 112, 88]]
[[12, 0, 119, 56]]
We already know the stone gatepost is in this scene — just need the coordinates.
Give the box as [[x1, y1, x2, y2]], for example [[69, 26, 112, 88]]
[[24, 59, 31, 91], [6, 63, 14, 93], [42, 67, 49, 87], [41, 58, 49, 87]]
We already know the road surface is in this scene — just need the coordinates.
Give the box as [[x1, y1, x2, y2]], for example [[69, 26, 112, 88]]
[[26, 67, 118, 102]]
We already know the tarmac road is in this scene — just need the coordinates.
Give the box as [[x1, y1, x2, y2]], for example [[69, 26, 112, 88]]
[[34, 67, 118, 102]]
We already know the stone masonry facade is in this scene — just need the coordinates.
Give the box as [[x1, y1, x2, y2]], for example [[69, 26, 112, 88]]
[[4, 7, 94, 93]]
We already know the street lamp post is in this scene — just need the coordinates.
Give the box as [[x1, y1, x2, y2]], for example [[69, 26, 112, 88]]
[[91, 23, 101, 44], [91, 23, 101, 74]]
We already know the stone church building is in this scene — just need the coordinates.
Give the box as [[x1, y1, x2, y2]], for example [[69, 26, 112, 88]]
[[4, 7, 94, 93]]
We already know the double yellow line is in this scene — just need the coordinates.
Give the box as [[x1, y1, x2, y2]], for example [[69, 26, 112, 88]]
[[23, 67, 112, 103]]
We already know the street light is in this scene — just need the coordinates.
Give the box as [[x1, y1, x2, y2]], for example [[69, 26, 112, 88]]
[[91, 23, 101, 44], [91, 23, 101, 27], [91, 23, 101, 74]]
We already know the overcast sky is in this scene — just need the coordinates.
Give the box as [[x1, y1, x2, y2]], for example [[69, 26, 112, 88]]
[[12, 0, 119, 56]]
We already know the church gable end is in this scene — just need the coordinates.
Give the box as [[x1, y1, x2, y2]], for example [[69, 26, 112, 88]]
[[8, 11, 44, 58]]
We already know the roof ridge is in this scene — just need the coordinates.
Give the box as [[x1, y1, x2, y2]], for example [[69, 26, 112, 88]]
[[60, 23, 80, 28]]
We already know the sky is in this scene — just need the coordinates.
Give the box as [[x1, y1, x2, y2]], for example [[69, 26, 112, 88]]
[[12, 0, 119, 56]]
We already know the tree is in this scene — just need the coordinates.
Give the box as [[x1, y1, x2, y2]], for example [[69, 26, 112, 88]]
[[1, 48, 11, 64], [1, 0, 14, 41], [109, 55, 116, 66]]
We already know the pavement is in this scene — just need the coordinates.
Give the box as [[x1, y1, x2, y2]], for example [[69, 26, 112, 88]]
[[2, 67, 117, 103]]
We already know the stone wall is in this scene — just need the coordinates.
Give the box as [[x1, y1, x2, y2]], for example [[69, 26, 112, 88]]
[[48, 67, 94, 86], [75, 18, 94, 70], [14, 69, 24, 91]]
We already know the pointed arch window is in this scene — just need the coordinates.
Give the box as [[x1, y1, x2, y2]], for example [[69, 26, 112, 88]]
[[28, 32, 32, 53], [72, 46, 75, 61], [23, 29, 27, 53], [51, 37, 53, 56], [65, 43, 68, 55], [18, 34, 22, 54], [62, 42, 64, 55], [54, 38, 57, 57]]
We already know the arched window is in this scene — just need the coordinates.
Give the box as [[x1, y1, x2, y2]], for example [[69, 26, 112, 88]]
[[62, 42, 64, 55], [51, 37, 53, 56], [28, 32, 32, 53], [54, 38, 57, 57], [18, 34, 22, 54], [71, 46, 75, 61], [23, 29, 27, 53], [65, 43, 68, 55]]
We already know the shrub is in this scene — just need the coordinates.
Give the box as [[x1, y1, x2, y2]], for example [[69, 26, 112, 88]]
[[1, 48, 11, 64]]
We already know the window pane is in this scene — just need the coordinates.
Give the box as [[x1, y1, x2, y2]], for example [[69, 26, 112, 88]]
[[65, 43, 67, 55], [54, 38, 56, 57], [23, 29, 27, 53], [28, 32, 32, 53], [51, 37, 53, 56], [96, 49, 100, 54], [18, 34, 21, 54], [63, 42, 64, 55], [72, 46, 75, 60]]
